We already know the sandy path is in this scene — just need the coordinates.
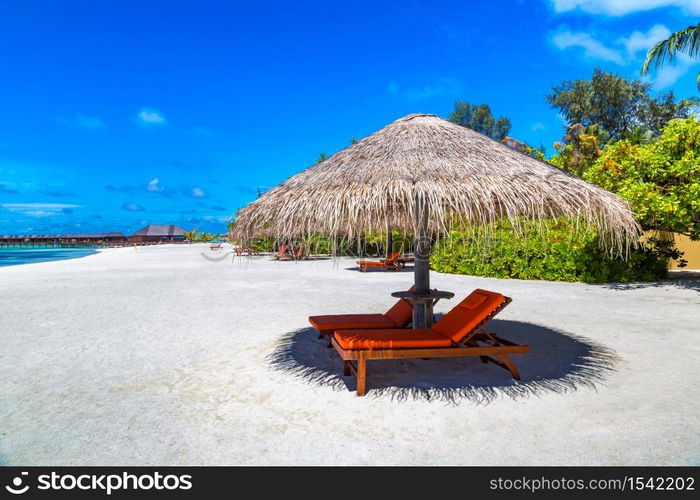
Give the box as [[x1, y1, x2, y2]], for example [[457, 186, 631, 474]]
[[1, 244, 698, 465]]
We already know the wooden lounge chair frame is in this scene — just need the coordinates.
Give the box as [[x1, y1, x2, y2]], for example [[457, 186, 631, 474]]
[[275, 248, 304, 260], [356, 251, 402, 272], [234, 246, 261, 256], [395, 256, 414, 267], [331, 296, 529, 396]]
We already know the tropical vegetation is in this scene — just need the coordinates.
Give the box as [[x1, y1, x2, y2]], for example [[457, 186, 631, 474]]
[[432, 68, 698, 282], [448, 101, 511, 140], [183, 228, 221, 242], [582, 117, 700, 240], [431, 219, 674, 283], [546, 69, 696, 144]]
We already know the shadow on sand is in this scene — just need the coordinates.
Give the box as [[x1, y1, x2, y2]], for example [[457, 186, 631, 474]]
[[343, 266, 414, 273], [271, 256, 332, 262], [267, 320, 618, 404], [601, 271, 700, 293]]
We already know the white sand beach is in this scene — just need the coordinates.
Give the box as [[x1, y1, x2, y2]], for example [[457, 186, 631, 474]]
[[1, 244, 698, 465]]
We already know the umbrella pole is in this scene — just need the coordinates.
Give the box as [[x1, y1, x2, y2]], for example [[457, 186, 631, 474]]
[[386, 224, 393, 259], [413, 195, 431, 329]]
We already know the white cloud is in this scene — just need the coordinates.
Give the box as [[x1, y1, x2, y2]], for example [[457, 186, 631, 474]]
[[531, 122, 547, 132], [201, 215, 231, 223], [551, 24, 691, 73], [122, 202, 145, 212], [1, 203, 80, 217], [146, 177, 165, 192], [621, 24, 671, 58], [189, 187, 206, 198], [550, 0, 700, 16], [1, 203, 80, 210], [137, 107, 167, 125], [551, 31, 624, 64], [23, 210, 54, 217]]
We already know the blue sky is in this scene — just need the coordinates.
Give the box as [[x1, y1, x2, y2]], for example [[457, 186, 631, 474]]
[[1, 0, 698, 235]]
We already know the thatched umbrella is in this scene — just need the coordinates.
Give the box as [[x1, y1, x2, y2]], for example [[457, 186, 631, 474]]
[[233, 113, 640, 327]]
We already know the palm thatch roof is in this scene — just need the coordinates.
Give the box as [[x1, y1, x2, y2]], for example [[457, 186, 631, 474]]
[[132, 224, 186, 237], [233, 113, 640, 252]]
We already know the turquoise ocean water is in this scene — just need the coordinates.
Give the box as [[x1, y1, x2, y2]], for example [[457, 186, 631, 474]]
[[0, 247, 98, 267]]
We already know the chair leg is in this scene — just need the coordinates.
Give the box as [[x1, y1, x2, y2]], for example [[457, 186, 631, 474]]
[[481, 354, 522, 380], [343, 361, 351, 376], [496, 354, 521, 380], [356, 356, 367, 396]]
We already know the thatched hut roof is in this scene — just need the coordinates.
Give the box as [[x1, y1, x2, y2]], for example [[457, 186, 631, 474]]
[[233, 113, 640, 251], [132, 224, 185, 237]]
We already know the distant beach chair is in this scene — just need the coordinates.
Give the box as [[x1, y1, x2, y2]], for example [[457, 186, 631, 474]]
[[275, 247, 303, 260], [234, 246, 260, 256], [210, 241, 223, 250], [330, 289, 529, 396], [309, 286, 415, 339], [356, 251, 402, 272], [395, 256, 414, 267]]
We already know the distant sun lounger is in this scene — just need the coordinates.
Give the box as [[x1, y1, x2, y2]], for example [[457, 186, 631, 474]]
[[210, 242, 223, 250], [309, 286, 415, 339], [234, 246, 260, 255], [275, 247, 304, 260], [356, 251, 407, 272], [330, 288, 529, 396]]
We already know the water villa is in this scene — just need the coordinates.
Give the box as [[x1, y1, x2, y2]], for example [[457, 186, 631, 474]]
[[1, 224, 187, 247], [128, 224, 186, 243]]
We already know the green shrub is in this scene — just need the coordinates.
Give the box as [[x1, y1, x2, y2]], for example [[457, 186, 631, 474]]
[[430, 219, 676, 283], [583, 117, 700, 240], [251, 236, 277, 252]]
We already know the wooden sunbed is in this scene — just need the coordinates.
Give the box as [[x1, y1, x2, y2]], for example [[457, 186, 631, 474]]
[[210, 242, 223, 250], [309, 286, 415, 339], [395, 256, 414, 267], [356, 251, 402, 272], [331, 289, 529, 396], [234, 246, 260, 255], [275, 248, 304, 260]]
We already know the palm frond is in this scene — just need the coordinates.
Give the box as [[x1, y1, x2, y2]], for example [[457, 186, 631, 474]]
[[642, 23, 700, 75]]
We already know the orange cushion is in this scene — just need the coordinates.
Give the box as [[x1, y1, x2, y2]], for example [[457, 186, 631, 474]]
[[383, 285, 415, 326], [309, 314, 395, 331], [334, 329, 453, 350], [462, 293, 487, 309], [432, 289, 506, 343], [356, 260, 388, 267], [385, 251, 401, 262]]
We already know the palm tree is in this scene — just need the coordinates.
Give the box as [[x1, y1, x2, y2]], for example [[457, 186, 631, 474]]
[[642, 23, 700, 90], [183, 228, 198, 242], [622, 125, 653, 145]]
